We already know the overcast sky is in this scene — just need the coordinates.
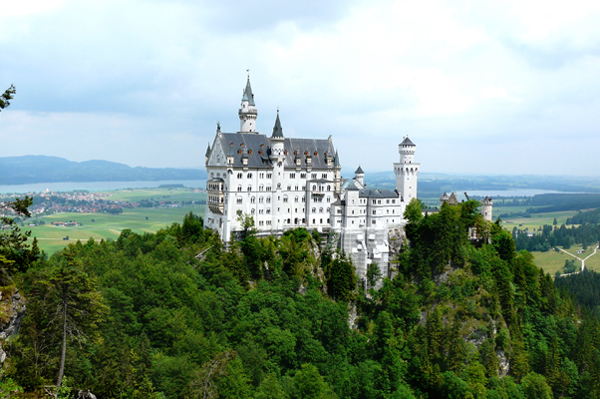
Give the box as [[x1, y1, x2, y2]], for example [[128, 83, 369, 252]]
[[1, 0, 600, 176]]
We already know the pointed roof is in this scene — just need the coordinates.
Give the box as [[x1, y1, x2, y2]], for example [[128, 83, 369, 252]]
[[205, 143, 211, 157], [355, 165, 364, 174], [334, 150, 340, 167], [241, 77, 255, 106], [271, 110, 284, 139], [400, 136, 415, 146]]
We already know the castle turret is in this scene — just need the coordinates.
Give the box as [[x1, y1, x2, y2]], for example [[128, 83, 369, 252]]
[[354, 165, 365, 186], [394, 136, 420, 202], [269, 110, 285, 230], [481, 196, 493, 222], [333, 150, 341, 194], [239, 76, 258, 133]]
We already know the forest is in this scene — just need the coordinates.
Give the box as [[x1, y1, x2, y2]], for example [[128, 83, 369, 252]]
[[2, 198, 600, 398], [512, 223, 600, 252]]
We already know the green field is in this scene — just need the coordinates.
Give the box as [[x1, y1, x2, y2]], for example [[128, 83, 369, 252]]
[[531, 244, 600, 276], [499, 210, 579, 232], [19, 187, 207, 254]]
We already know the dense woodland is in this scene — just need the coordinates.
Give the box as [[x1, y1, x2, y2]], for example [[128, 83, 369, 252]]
[[2, 198, 600, 398], [512, 222, 600, 252]]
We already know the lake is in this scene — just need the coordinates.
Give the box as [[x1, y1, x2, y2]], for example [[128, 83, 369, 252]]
[[0, 180, 207, 194]]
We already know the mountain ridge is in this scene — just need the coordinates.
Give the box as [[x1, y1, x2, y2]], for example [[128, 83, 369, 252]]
[[0, 155, 206, 185]]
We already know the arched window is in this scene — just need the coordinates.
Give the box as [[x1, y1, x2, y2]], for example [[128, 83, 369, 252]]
[[251, 208, 255, 214], [259, 196, 264, 203], [319, 207, 323, 213], [251, 196, 255, 204], [312, 207, 316, 213], [283, 196, 288, 203], [247, 185, 252, 191], [267, 197, 271, 203], [259, 184, 264, 191], [236, 197, 242, 204], [312, 185, 316, 191], [295, 196, 299, 203], [327, 185, 330, 191], [237, 185, 242, 192]]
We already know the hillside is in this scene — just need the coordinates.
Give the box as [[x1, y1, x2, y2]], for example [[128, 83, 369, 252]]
[[4, 202, 600, 398], [0, 155, 206, 185]]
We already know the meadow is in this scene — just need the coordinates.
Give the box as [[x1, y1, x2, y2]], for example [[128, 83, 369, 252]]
[[24, 187, 206, 254]]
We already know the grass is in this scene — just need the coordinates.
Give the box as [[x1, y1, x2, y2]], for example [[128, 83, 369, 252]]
[[499, 210, 580, 232], [531, 244, 600, 276], [20, 187, 207, 254]]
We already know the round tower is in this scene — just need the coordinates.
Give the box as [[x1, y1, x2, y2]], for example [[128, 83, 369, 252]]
[[394, 136, 420, 202], [481, 196, 493, 222], [269, 110, 285, 230], [239, 76, 258, 133], [354, 165, 365, 186]]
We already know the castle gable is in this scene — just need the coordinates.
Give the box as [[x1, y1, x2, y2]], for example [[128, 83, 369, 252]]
[[207, 136, 226, 167]]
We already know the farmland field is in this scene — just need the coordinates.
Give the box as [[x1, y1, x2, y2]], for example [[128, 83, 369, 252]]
[[20, 188, 206, 254]]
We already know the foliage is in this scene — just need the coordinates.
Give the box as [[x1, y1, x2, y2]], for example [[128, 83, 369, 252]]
[[0, 85, 15, 112], [5, 207, 600, 398]]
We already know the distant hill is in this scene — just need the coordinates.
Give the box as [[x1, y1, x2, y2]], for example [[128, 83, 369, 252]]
[[0, 156, 206, 185]]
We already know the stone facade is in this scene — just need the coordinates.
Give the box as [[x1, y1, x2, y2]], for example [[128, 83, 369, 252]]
[[204, 77, 422, 283]]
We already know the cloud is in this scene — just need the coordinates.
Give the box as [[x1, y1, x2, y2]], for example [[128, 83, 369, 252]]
[[1, 0, 600, 176]]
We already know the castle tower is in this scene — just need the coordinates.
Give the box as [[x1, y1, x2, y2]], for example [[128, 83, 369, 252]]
[[239, 76, 258, 133], [333, 150, 342, 195], [269, 110, 285, 230], [394, 136, 420, 202], [354, 165, 365, 186], [481, 196, 493, 222]]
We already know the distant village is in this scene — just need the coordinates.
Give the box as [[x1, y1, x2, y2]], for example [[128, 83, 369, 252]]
[[0, 189, 205, 228]]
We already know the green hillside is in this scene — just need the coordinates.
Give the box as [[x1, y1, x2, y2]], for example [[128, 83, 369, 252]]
[[4, 200, 600, 398]]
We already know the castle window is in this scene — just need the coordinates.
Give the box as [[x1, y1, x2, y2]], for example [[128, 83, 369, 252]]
[[322, 173, 327, 179], [327, 185, 331, 191], [251, 197, 255, 204], [312, 185, 316, 191], [373, 210, 376, 215], [266, 208, 271, 214], [320, 218, 323, 223], [267, 173, 272, 178], [372, 220, 376, 225], [301, 173, 306, 178], [373, 200, 376, 204], [247, 173, 252, 178], [287, 186, 291, 190], [290, 173, 296, 178], [238, 185, 242, 192], [312, 173, 317, 179], [237, 197, 242, 204], [277, 183, 281, 189], [295, 196, 299, 203], [247, 185, 252, 191], [259, 184, 264, 191], [312, 207, 316, 213], [267, 197, 271, 203], [283, 196, 288, 203], [237, 173, 243, 179], [251, 208, 255, 214], [319, 207, 323, 213], [392, 199, 395, 204], [312, 219, 315, 224], [259, 197, 264, 203], [248, 150, 253, 155], [238, 149, 242, 154], [295, 186, 298, 191], [386, 200, 389, 204]]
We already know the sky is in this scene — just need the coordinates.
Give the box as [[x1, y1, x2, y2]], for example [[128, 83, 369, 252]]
[[1, 0, 600, 176]]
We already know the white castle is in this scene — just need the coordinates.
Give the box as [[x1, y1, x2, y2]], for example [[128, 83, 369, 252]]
[[204, 77, 490, 282]]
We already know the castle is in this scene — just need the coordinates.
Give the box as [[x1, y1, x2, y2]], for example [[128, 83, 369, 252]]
[[204, 77, 490, 282]]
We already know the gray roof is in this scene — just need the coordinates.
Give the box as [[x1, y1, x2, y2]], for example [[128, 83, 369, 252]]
[[271, 112, 284, 138], [359, 188, 399, 199], [334, 150, 340, 167], [355, 165, 364, 174], [400, 137, 415, 146], [217, 132, 335, 169], [241, 78, 255, 106], [205, 144, 211, 157]]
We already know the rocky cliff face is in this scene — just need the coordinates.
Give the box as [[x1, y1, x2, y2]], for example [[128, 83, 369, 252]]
[[0, 286, 26, 363]]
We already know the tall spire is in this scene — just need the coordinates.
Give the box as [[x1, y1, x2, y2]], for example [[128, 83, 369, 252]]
[[239, 74, 258, 133], [334, 150, 340, 167], [271, 108, 284, 139], [241, 76, 255, 106]]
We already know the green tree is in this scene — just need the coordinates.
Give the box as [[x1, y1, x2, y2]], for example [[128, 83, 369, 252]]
[[0, 85, 15, 112], [521, 372, 552, 399], [0, 196, 39, 274], [292, 363, 336, 399], [404, 198, 424, 224], [41, 255, 106, 387], [366, 262, 382, 289]]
